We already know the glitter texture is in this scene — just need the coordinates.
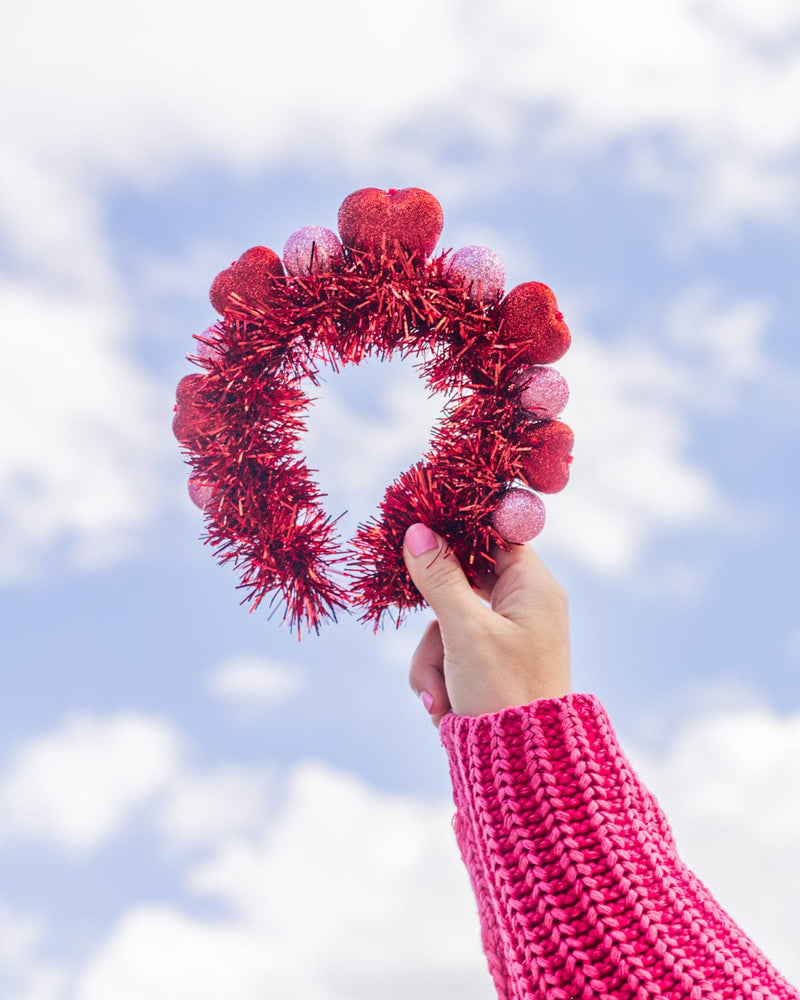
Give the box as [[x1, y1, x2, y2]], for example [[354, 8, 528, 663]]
[[172, 374, 221, 444], [175, 373, 204, 409], [519, 420, 574, 493], [233, 246, 284, 301], [283, 226, 343, 277], [188, 478, 215, 510], [209, 246, 284, 314], [177, 186, 574, 632], [194, 326, 224, 362], [337, 187, 443, 257], [515, 365, 569, 418], [498, 281, 571, 364], [491, 488, 546, 543], [444, 245, 505, 303], [208, 268, 237, 314]]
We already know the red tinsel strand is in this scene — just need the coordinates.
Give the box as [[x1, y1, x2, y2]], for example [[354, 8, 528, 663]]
[[349, 399, 518, 629], [349, 371, 555, 628], [183, 338, 350, 629], [348, 462, 450, 626]]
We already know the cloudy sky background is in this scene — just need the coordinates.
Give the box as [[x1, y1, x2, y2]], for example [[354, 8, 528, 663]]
[[1, 0, 799, 995]]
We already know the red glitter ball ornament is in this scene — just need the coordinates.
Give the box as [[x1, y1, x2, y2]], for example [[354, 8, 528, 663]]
[[338, 187, 443, 257], [519, 420, 574, 494], [175, 186, 573, 633], [497, 281, 571, 365]]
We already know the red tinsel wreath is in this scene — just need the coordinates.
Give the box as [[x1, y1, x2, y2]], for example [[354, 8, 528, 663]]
[[173, 187, 573, 634]]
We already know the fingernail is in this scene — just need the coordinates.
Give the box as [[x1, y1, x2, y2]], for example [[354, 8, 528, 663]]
[[420, 690, 434, 713], [405, 523, 438, 558]]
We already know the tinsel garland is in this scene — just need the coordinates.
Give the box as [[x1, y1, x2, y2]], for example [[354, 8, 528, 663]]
[[173, 188, 572, 634]]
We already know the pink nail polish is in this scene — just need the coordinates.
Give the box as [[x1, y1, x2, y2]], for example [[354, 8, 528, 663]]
[[420, 690, 434, 713], [406, 523, 438, 558]]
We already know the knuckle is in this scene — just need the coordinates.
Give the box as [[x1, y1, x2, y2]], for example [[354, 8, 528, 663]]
[[424, 550, 459, 591]]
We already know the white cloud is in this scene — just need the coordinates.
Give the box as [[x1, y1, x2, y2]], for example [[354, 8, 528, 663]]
[[698, 0, 800, 40], [484, 0, 800, 234], [77, 761, 493, 1000], [0, 712, 181, 853], [0, 902, 67, 1000], [540, 282, 781, 578], [155, 765, 274, 851], [548, 329, 720, 574], [0, 903, 45, 970], [75, 907, 282, 1000], [0, 150, 111, 289], [1, 0, 798, 254], [1, 0, 797, 584], [74, 706, 800, 997], [9, 969, 67, 1000], [302, 358, 445, 539], [0, 280, 166, 583], [630, 705, 800, 981], [2, 1, 467, 183], [207, 654, 307, 715], [664, 284, 773, 388]]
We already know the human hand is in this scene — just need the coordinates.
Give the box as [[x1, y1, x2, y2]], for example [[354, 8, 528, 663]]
[[403, 522, 571, 728]]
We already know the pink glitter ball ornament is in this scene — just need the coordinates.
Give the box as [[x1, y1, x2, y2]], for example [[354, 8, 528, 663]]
[[283, 226, 343, 277], [194, 327, 224, 362], [444, 245, 505, 303], [188, 478, 216, 511], [515, 365, 569, 419], [491, 488, 546, 543]]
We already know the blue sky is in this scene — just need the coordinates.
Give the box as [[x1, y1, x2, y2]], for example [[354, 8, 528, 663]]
[[1, 1, 799, 995]]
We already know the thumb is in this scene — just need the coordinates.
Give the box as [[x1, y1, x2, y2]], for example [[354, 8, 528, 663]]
[[403, 523, 482, 631]]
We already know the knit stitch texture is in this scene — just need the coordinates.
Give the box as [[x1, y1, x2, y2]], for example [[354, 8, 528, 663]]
[[439, 693, 799, 1000]]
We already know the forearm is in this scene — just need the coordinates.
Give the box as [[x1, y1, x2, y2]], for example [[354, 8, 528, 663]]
[[440, 694, 799, 1000]]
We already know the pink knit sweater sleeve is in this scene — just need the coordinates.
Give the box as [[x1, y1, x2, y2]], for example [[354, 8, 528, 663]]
[[439, 692, 799, 1000]]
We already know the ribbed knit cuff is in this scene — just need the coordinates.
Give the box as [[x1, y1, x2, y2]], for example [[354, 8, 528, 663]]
[[439, 693, 799, 1000]]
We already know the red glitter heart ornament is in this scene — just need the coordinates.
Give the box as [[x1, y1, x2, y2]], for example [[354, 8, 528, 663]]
[[209, 246, 285, 313], [518, 420, 574, 493], [174, 187, 573, 633], [338, 187, 444, 257], [497, 281, 571, 365], [172, 374, 223, 444]]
